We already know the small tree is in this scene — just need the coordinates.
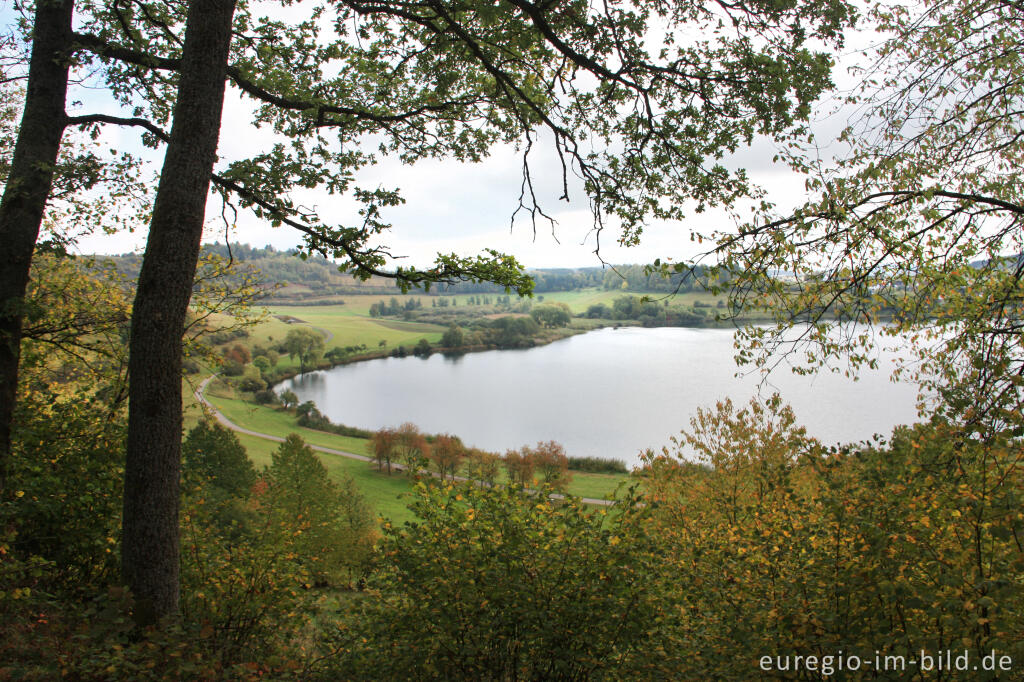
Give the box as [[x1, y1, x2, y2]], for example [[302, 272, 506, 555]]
[[504, 448, 535, 487], [182, 419, 256, 497], [413, 338, 432, 357], [529, 441, 571, 493], [252, 355, 271, 374], [395, 423, 429, 477], [441, 324, 465, 349], [371, 427, 398, 475], [278, 389, 299, 410], [223, 343, 251, 365], [283, 327, 325, 372], [429, 434, 465, 481], [262, 434, 375, 587], [530, 303, 572, 328], [465, 448, 502, 487]]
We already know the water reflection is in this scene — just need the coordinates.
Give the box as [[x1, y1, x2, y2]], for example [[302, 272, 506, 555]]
[[279, 327, 922, 466]]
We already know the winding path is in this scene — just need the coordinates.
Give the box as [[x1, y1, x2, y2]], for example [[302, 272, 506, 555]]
[[311, 325, 333, 343], [195, 375, 370, 463], [194, 375, 615, 506]]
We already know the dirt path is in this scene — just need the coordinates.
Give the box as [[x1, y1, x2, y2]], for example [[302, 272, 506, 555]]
[[195, 375, 369, 462], [311, 325, 333, 343]]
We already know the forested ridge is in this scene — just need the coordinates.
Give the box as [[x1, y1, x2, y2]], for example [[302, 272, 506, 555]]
[[2, 0, 1023, 679], [106, 243, 711, 300]]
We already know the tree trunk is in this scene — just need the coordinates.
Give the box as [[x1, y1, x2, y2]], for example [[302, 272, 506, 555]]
[[122, 0, 236, 626], [0, 0, 74, 491]]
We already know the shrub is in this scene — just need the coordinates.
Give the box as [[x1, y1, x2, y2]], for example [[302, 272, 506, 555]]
[[525, 440, 571, 492], [4, 387, 125, 594], [567, 456, 629, 474], [237, 376, 266, 393], [252, 389, 279, 405], [221, 359, 244, 376], [182, 419, 257, 497], [321, 483, 658, 680]]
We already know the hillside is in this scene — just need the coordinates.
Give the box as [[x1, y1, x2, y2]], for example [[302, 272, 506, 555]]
[[104, 243, 711, 302]]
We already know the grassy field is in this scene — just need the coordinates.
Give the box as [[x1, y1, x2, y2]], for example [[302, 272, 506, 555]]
[[199, 388, 631, 507], [232, 431, 418, 524], [263, 287, 723, 315], [538, 288, 723, 313], [248, 305, 445, 359], [242, 288, 728, 364], [184, 290, 666, 523]]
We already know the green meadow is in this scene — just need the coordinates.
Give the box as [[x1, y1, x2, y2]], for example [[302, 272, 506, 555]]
[[195, 386, 631, 516], [179, 289, 685, 525]]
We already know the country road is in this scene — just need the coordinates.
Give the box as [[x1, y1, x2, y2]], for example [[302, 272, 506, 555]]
[[194, 375, 616, 506], [195, 375, 370, 463], [312, 325, 333, 343]]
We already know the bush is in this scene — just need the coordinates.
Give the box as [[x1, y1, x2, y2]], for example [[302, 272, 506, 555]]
[[182, 419, 257, 497], [261, 435, 377, 586], [295, 402, 373, 439], [221, 359, 244, 376], [253, 389, 279, 405], [322, 483, 657, 680], [4, 387, 125, 594], [638, 395, 1024, 678], [237, 376, 266, 393], [412, 338, 432, 357], [567, 455, 628, 474]]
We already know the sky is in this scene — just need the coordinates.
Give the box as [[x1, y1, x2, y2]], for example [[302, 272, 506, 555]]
[[3, 4, 867, 271]]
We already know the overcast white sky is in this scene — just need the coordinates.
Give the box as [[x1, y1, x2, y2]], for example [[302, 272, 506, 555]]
[[4, 5, 869, 270]]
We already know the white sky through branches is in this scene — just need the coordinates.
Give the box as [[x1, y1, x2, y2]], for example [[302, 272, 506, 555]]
[[2, 4, 869, 270]]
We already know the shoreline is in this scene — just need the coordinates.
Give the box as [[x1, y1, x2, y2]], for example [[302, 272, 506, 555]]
[[266, 322, 601, 389], [264, 313, 770, 390]]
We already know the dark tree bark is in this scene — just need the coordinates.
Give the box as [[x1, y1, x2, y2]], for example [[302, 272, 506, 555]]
[[122, 0, 236, 626], [0, 0, 74, 491]]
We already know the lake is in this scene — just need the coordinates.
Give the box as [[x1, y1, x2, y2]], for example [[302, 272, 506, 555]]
[[280, 326, 923, 466]]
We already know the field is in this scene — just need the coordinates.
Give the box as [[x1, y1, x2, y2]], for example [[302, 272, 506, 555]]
[[537, 288, 721, 312], [231, 431, 418, 523], [250, 305, 444, 353], [180, 288, 702, 521], [192, 385, 631, 516]]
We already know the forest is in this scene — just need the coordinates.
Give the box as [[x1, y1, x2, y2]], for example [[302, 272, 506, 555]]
[[110, 243, 707, 301], [2, 0, 1023, 679]]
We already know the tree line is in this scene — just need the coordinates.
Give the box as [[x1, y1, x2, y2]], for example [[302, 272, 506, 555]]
[[3, 0, 1021, 674]]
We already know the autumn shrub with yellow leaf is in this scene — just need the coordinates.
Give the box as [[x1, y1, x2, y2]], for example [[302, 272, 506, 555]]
[[639, 386, 1024, 679]]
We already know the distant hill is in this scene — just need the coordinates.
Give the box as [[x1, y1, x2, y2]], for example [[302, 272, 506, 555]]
[[100, 243, 709, 302], [969, 253, 1023, 270]]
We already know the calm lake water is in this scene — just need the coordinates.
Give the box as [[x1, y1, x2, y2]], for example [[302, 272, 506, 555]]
[[280, 327, 923, 466]]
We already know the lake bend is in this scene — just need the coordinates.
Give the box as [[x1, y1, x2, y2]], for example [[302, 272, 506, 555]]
[[280, 326, 923, 467]]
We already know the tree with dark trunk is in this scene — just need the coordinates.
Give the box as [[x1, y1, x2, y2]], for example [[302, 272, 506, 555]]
[[0, 0, 74, 491], [0, 1, 855, 497], [3, 0, 854, 628], [121, 0, 236, 626]]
